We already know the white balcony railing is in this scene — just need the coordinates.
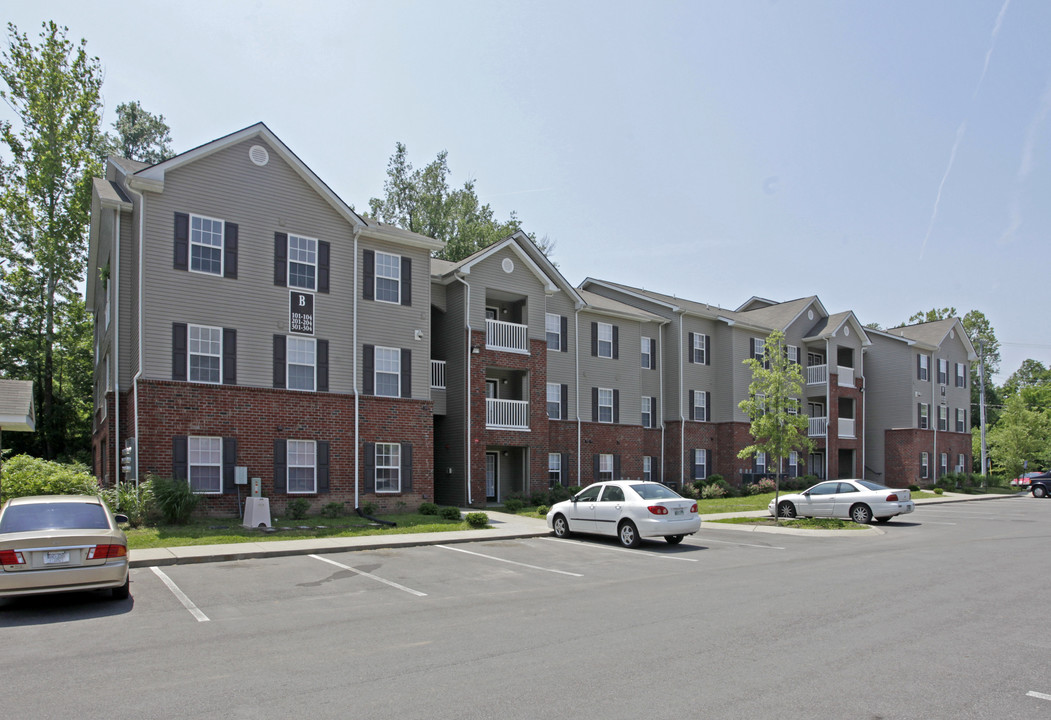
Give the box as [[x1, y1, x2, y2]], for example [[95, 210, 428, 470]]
[[486, 398, 529, 429], [809, 416, 827, 437], [838, 418, 856, 438], [807, 364, 828, 385], [486, 318, 529, 354], [431, 360, 446, 389], [837, 366, 855, 387]]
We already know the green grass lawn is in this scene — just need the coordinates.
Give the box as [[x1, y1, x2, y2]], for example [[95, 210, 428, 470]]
[[710, 516, 865, 530], [124, 513, 483, 550]]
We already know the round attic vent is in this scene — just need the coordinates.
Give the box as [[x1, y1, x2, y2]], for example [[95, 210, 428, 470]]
[[249, 145, 270, 166], [950, 329, 955, 339], [502, 258, 514, 273], [844, 326, 850, 337], [808, 309, 814, 320]]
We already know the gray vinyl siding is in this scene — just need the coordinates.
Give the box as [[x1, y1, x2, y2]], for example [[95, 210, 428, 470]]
[[863, 334, 915, 478], [545, 293, 578, 419], [578, 311, 641, 425], [138, 138, 360, 394], [465, 247, 548, 336], [639, 320, 662, 404], [118, 205, 138, 388], [434, 280, 468, 505], [681, 316, 718, 420]]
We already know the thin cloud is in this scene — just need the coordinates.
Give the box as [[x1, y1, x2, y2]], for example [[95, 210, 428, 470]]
[[974, 0, 1011, 100], [999, 79, 1051, 244]]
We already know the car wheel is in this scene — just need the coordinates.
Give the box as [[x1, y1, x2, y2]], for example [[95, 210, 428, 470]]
[[875, 516, 892, 523], [552, 513, 571, 538], [850, 504, 873, 524], [777, 501, 797, 519], [665, 535, 684, 545], [112, 576, 130, 600], [1033, 485, 1048, 498], [618, 520, 641, 548]]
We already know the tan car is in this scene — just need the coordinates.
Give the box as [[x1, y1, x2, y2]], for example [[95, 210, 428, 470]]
[[0, 495, 130, 600]]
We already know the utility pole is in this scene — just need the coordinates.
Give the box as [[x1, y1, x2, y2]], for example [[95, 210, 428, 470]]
[[979, 339, 988, 486]]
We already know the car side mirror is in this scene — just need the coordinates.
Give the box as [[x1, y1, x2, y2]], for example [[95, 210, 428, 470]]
[[114, 513, 130, 524], [802, 491, 810, 497]]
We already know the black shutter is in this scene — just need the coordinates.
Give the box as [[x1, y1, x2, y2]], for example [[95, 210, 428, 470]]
[[317, 240, 330, 293], [612, 389, 619, 424], [363, 345, 374, 395], [402, 442, 412, 491], [591, 322, 598, 356], [401, 348, 412, 398], [560, 316, 568, 352], [317, 441, 330, 493], [561, 453, 570, 486], [172, 436, 188, 480], [274, 233, 288, 286], [593, 454, 600, 480], [591, 387, 598, 422], [560, 384, 568, 420], [363, 249, 375, 300], [273, 335, 286, 388], [317, 339, 329, 392], [612, 325, 619, 359], [705, 335, 711, 366], [750, 338, 757, 360], [401, 256, 412, 306], [174, 212, 189, 270], [917, 403, 922, 428], [364, 442, 376, 494], [917, 353, 922, 380], [705, 391, 711, 422], [273, 440, 287, 494], [650, 338, 657, 368], [222, 437, 237, 495], [613, 454, 621, 480], [222, 329, 237, 385], [224, 222, 238, 279], [688, 390, 695, 420], [172, 323, 187, 381], [653, 397, 658, 427], [688, 332, 695, 364]]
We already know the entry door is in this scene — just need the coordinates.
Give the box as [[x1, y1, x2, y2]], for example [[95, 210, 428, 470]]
[[486, 452, 498, 501], [486, 379, 498, 399]]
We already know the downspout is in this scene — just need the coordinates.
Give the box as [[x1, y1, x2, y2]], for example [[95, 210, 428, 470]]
[[125, 183, 146, 490], [825, 338, 830, 481], [678, 312, 686, 486], [574, 307, 582, 484], [659, 321, 666, 482], [112, 208, 120, 491], [353, 226, 361, 509], [932, 356, 938, 485], [454, 274, 473, 505], [861, 355, 866, 480]]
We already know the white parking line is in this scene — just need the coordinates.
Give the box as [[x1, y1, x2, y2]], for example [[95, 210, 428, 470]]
[[436, 544, 584, 575], [542, 537, 699, 561], [919, 520, 958, 525], [1027, 690, 1051, 701], [150, 567, 210, 622], [699, 537, 785, 550], [309, 554, 427, 596]]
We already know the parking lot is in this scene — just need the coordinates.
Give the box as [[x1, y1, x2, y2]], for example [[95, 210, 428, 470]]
[[2, 496, 1050, 719]]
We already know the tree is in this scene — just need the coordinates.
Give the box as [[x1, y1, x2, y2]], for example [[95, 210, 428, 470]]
[[737, 330, 813, 522], [367, 142, 554, 262], [907, 307, 958, 324], [101, 100, 173, 164], [1000, 359, 1051, 411], [0, 21, 103, 460], [986, 395, 1051, 479]]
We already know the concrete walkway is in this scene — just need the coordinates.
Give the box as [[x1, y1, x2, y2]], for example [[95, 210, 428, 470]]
[[129, 491, 1021, 568]]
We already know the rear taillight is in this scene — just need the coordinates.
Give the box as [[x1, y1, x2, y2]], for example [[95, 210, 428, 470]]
[[648, 505, 669, 515], [0, 549, 25, 565], [886, 493, 899, 502], [87, 544, 127, 560], [690, 503, 698, 513]]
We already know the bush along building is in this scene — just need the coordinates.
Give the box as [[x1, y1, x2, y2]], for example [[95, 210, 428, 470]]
[[87, 123, 977, 515]]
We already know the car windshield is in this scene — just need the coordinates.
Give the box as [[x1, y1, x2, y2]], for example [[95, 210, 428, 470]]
[[856, 481, 889, 492], [630, 483, 681, 500], [0, 503, 111, 533]]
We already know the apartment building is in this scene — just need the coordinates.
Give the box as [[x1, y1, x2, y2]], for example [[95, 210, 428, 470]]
[[87, 124, 974, 514]]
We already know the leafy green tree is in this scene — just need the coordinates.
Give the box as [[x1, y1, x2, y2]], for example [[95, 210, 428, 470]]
[[907, 307, 958, 325], [367, 142, 554, 262], [987, 395, 1051, 479], [0, 21, 103, 460], [101, 100, 174, 164], [1000, 359, 1051, 412], [738, 330, 813, 521]]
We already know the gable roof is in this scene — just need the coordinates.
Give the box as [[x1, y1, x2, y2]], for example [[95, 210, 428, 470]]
[[736, 296, 828, 333], [886, 318, 977, 359], [803, 311, 872, 346], [0, 379, 35, 432]]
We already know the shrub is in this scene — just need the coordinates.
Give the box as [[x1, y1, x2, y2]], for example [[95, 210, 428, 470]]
[[418, 502, 439, 515], [549, 485, 574, 503], [465, 512, 488, 528], [439, 506, 462, 521], [908, 484, 920, 492], [536, 505, 550, 516], [753, 478, 776, 494], [0, 454, 100, 502], [361, 501, 377, 515], [707, 473, 724, 485], [503, 498, 525, 513], [679, 483, 699, 499], [103, 480, 156, 528], [150, 473, 200, 524], [933, 487, 944, 495], [530, 492, 550, 507], [701, 483, 726, 499], [321, 501, 344, 518]]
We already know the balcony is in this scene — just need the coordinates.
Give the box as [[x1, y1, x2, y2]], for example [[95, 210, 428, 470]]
[[487, 398, 529, 430], [838, 366, 855, 387], [486, 318, 529, 354], [808, 416, 827, 437], [838, 418, 855, 438], [431, 360, 446, 389], [806, 364, 856, 388]]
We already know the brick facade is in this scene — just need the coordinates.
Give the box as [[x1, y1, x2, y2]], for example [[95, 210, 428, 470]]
[[885, 428, 972, 488]]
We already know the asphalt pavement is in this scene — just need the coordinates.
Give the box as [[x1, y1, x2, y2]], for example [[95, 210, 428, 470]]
[[129, 490, 1019, 568]]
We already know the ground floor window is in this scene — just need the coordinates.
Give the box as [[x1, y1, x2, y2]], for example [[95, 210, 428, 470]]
[[189, 436, 222, 494], [287, 439, 317, 493], [375, 442, 401, 492], [643, 456, 653, 481], [548, 452, 561, 486], [920, 452, 929, 479], [598, 453, 613, 480]]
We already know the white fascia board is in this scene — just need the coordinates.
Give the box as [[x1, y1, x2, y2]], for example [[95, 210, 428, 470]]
[[0, 413, 35, 432], [459, 238, 559, 294], [580, 278, 682, 313], [359, 226, 444, 252]]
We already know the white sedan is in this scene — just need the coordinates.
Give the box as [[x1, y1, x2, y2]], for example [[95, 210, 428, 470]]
[[768, 479, 914, 524], [546, 480, 700, 547]]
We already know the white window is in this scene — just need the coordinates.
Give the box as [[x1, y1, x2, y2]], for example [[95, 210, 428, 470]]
[[693, 333, 707, 364], [375, 251, 401, 303], [188, 436, 222, 494], [104, 283, 110, 329], [598, 453, 614, 480], [287, 336, 316, 391], [375, 346, 400, 397], [937, 405, 948, 431], [956, 454, 966, 473], [641, 336, 652, 369], [288, 235, 317, 291], [787, 345, 799, 364], [547, 383, 561, 420], [546, 313, 562, 351], [939, 452, 948, 476], [956, 408, 967, 433], [694, 391, 707, 421], [937, 358, 949, 385], [598, 388, 613, 423], [190, 214, 223, 275], [287, 440, 316, 493], [755, 452, 766, 474], [789, 451, 799, 475], [641, 396, 653, 428], [548, 453, 561, 484], [643, 456, 653, 481], [787, 397, 799, 415], [189, 324, 222, 384], [918, 354, 930, 381], [597, 322, 613, 358], [920, 451, 929, 479], [918, 403, 929, 429], [956, 362, 967, 387], [693, 449, 708, 480], [375, 442, 401, 493], [754, 337, 765, 360]]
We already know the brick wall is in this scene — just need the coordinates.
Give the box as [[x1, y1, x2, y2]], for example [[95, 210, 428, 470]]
[[884, 428, 972, 488]]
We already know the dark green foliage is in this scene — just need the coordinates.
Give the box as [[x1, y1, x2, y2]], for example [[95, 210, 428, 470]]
[[439, 506, 462, 521], [321, 501, 344, 518], [0, 454, 99, 502], [418, 502, 439, 515], [536, 505, 550, 515], [361, 501, 377, 515], [285, 498, 310, 520], [150, 473, 199, 524], [465, 512, 488, 528], [502, 498, 525, 513], [103, 479, 156, 527]]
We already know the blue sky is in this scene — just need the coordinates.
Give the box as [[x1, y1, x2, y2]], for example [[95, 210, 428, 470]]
[[6, 1, 1050, 381]]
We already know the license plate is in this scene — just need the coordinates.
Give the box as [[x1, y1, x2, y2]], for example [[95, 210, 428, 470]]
[[674, 508, 684, 516], [44, 551, 70, 565]]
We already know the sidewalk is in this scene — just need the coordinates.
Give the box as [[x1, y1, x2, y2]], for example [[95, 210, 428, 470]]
[[128, 491, 1022, 568]]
